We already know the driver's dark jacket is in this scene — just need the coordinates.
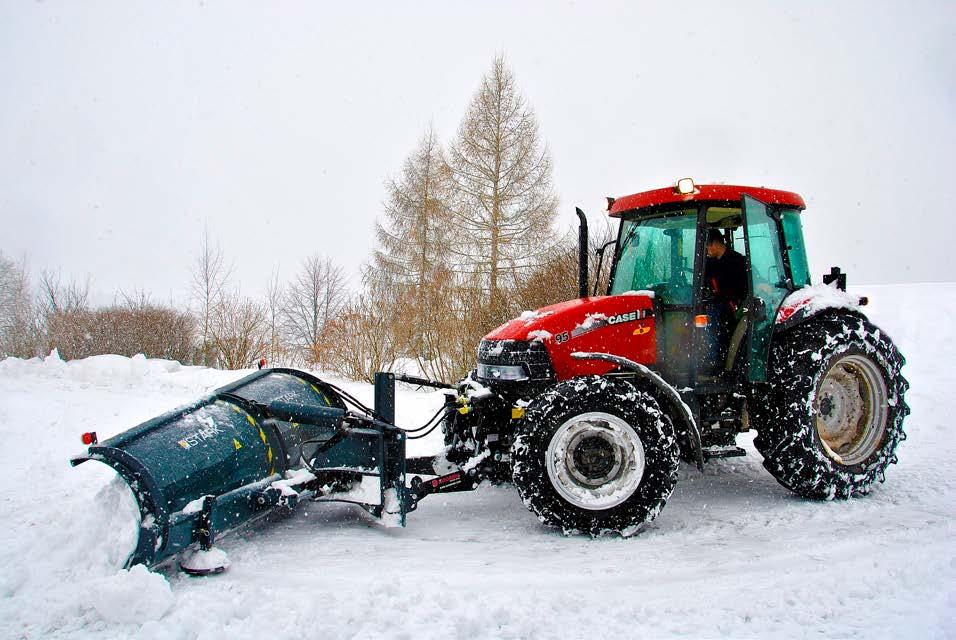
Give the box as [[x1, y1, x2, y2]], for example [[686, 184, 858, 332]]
[[705, 248, 748, 309]]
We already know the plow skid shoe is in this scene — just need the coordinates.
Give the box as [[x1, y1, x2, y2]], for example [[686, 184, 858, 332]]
[[71, 368, 410, 571]]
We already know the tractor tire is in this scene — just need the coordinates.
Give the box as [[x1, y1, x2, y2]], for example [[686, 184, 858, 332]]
[[751, 311, 909, 499], [511, 375, 680, 536]]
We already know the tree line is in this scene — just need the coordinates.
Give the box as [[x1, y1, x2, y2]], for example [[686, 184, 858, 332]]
[[0, 56, 612, 382]]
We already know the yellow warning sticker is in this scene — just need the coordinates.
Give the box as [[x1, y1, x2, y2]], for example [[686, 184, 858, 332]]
[[633, 326, 651, 336], [233, 438, 243, 450], [311, 384, 331, 405]]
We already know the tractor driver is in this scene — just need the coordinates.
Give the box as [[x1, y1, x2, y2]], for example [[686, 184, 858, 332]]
[[702, 228, 748, 370], [705, 228, 747, 311]]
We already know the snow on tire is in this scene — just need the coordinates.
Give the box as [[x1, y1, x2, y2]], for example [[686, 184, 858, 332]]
[[511, 375, 679, 536], [752, 311, 909, 499]]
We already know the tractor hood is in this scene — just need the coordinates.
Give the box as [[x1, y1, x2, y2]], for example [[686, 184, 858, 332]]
[[482, 293, 657, 381]]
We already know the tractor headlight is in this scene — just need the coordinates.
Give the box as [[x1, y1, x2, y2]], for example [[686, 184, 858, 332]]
[[477, 363, 529, 382]]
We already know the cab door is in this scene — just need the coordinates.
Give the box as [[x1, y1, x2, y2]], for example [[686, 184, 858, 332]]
[[741, 194, 791, 382]]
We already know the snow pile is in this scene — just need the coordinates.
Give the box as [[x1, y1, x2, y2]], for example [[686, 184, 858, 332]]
[[88, 476, 142, 569], [89, 564, 173, 623]]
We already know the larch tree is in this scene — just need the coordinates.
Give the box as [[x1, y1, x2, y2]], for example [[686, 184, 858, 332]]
[[373, 125, 455, 372], [374, 125, 451, 285], [447, 55, 559, 315]]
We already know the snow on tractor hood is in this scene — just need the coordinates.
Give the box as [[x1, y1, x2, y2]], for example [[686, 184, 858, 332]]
[[776, 282, 863, 328], [483, 292, 658, 380]]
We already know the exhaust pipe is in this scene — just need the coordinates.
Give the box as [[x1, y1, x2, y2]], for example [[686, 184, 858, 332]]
[[575, 207, 588, 299]]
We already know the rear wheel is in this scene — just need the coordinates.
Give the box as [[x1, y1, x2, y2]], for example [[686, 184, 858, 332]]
[[752, 311, 909, 499], [512, 376, 679, 536]]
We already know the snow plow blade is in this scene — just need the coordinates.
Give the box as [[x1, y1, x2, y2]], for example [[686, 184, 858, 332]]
[[71, 369, 412, 571]]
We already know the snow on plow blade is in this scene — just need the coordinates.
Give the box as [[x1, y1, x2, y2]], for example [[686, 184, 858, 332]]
[[70, 368, 410, 571]]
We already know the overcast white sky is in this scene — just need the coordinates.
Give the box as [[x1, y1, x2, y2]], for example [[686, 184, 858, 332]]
[[1, 1, 953, 305]]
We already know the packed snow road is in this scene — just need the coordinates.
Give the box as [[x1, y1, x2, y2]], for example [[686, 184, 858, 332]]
[[0, 284, 953, 639]]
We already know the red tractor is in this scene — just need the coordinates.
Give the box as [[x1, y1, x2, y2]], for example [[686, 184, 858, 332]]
[[72, 179, 910, 572], [440, 179, 909, 536]]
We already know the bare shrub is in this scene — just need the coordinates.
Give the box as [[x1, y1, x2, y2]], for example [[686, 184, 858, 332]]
[[211, 296, 268, 370], [44, 302, 196, 362], [324, 296, 398, 383]]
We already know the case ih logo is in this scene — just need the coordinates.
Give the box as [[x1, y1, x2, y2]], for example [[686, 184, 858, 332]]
[[607, 311, 643, 325], [571, 309, 648, 339], [177, 425, 224, 450]]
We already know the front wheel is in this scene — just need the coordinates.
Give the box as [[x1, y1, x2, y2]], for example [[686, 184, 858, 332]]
[[512, 376, 679, 536]]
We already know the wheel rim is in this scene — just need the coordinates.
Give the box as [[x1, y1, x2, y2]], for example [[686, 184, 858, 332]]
[[546, 412, 646, 510], [814, 354, 889, 466]]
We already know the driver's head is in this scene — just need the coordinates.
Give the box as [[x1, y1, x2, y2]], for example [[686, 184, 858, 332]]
[[706, 228, 727, 259]]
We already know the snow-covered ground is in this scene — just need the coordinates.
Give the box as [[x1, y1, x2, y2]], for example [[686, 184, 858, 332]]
[[1, 283, 953, 639]]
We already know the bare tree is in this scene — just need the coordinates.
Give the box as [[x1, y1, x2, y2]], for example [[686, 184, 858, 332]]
[[447, 55, 559, 314], [191, 227, 232, 366], [282, 255, 347, 368], [0, 253, 36, 358]]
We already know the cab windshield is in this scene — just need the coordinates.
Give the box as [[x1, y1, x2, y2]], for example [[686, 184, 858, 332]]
[[609, 211, 697, 305]]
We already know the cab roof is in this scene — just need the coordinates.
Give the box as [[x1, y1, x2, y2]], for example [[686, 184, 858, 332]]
[[609, 183, 806, 218]]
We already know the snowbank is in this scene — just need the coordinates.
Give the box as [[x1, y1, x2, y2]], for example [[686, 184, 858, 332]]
[[0, 350, 244, 395]]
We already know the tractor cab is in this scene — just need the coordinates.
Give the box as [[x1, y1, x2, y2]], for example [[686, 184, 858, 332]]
[[606, 179, 810, 391]]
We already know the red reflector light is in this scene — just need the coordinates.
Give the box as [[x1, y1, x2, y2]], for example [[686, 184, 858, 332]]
[[81, 432, 97, 445], [694, 315, 709, 328]]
